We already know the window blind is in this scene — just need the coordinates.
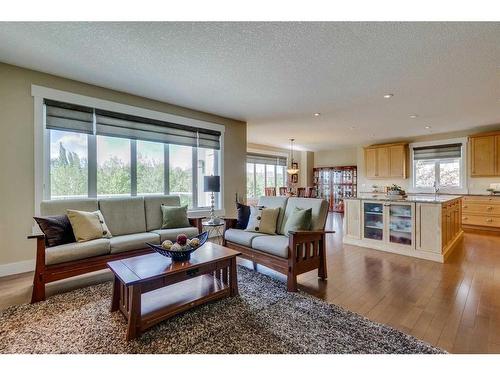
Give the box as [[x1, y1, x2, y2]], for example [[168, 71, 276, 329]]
[[413, 143, 462, 160], [44, 99, 94, 135], [44, 100, 222, 149], [247, 153, 287, 166], [95, 109, 221, 149]]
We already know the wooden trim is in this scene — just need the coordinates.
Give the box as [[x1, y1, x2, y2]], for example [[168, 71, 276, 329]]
[[469, 130, 500, 138], [363, 142, 409, 149]]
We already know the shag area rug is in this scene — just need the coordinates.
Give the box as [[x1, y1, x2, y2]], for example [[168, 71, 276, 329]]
[[0, 266, 444, 354]]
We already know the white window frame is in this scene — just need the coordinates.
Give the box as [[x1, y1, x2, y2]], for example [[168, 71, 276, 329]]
[[409, 137, 468, 195], [32, 85, 225, 216]]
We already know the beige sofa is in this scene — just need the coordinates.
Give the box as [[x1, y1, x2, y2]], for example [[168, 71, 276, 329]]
[[223, 196, 331, 291], [29, 195, 201, 303]]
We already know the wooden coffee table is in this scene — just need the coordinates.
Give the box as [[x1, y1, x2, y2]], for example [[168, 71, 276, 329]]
[[107, 242, 241, 340]]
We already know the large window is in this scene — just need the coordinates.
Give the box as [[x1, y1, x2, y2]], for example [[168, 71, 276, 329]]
[[246, 153, 287, 198], [137, 140, 164, 195], [97, 136, 131, 196], [44, 99, 222, 210], [49, 130, 88, 199], [411, 141, 465, 193], [169, 144, 193, 207]]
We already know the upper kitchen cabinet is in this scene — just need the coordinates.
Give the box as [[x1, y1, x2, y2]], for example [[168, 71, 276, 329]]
[[364, 142, 408, 179], [470, 131, 500, 177]]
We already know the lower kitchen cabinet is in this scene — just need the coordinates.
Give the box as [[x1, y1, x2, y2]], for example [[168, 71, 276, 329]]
[[343, 196, 463, 263]]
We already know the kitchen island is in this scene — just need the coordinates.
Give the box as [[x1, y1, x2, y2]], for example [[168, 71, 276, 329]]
[[343, 194, 463, 262]]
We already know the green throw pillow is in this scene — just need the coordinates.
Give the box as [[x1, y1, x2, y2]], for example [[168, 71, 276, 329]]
[[283, 207, 312, 236], [161, 205, 190, 229]]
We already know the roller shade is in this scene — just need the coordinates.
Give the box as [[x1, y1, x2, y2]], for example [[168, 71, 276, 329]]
[[413, 144, 462, 160], [44, 99, 93, 135], [95, 109, 221, 149], [44, 100, 222, 149], [247, 153, 287, 166]]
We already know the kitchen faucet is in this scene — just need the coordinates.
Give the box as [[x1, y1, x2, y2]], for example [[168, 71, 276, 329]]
[[433, 181, 440, 196]]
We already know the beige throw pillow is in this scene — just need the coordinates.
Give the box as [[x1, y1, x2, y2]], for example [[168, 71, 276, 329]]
[[67, 209, 112, 242], [245, 206, 280, 235]]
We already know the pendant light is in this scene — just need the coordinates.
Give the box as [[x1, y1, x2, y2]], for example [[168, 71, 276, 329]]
[[287, 138, 300, 175]]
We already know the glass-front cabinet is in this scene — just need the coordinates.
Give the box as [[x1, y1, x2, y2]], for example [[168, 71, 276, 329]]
[[389, 204, 414, 246], [362, 201, 414, 248], [363, 202, 384, 241]]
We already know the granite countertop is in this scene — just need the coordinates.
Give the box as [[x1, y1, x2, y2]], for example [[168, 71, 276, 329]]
[[347, 194, 462, 203]]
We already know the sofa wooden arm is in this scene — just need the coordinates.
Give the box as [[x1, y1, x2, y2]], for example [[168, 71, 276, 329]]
[[223, 218, 238, 230], [28, 232, 46, 303], [287, 228, 328, 289], [189, 217, 204, 233]]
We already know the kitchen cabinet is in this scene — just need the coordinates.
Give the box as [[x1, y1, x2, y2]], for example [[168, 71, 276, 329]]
[[361, 201, 415, 250], [469, 131, 500, 177], [364, 142, 408, 179], [344, 195, 463, 263], [462, 195, 500, 231]]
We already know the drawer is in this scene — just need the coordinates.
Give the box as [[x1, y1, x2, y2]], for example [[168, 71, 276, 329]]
[[463, 196, 500, 204], [462, 203, 500, 215], [462, 214, 500, 228]]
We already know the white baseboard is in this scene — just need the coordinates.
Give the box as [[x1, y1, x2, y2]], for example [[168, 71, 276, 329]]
[[0, 259, 35, 278]]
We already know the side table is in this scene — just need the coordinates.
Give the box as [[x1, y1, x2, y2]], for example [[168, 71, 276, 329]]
[[202, 220, 225, 245]]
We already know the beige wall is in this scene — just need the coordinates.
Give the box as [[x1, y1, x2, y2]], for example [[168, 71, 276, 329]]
[[0, 63, 246, 268], [314, 128, 500, 195], [314, 148, 357, 168]]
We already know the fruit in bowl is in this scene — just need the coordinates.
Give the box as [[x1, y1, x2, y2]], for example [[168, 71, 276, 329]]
[[161, 240, 173, 250], [189, 238, 200, 248], [170, 243, 184, 252], [176, 234, 188, 246]]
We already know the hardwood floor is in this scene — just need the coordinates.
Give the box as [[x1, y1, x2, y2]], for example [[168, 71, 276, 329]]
[[1, 212, 500, 353]]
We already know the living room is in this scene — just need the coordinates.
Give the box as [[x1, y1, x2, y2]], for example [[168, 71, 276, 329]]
[[1, 0, 500, 371]]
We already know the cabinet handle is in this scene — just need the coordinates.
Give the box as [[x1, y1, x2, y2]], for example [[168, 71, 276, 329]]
[[487, 206, 493, 210], [463, 205, 468, 208], [486, 218, 493, 222], [463, 217, 468, 220]]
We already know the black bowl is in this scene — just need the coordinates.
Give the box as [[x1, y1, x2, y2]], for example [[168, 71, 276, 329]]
[[146, 231, 209, 261]]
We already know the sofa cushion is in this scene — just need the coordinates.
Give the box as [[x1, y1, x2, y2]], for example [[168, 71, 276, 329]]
[[34, 215, 76, 247], [224, 228, 266, 247], [257, 196, 288, 232], [110, 232, 160, 254], [283, 207, 312, 236], [45, 238, 110, 266], [67, 210, 112, 242], [236, 202, 251, 229], [161, 205, 190, 229], [99, 197, 146, 236], [245, 206, 280, 234], [144, 195, 181, 231], [251, 235, 289, 258], [279, 198, 328, 234], [151, 227, 199, 242], [40, 198, 98, 216]]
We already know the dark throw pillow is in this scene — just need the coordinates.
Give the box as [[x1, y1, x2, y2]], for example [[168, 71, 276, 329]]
[[34, 215, 76, 247], [236, 202, 251, 229]]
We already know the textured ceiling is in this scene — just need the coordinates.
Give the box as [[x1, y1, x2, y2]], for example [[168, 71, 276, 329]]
[[0, 22, 499, 151]]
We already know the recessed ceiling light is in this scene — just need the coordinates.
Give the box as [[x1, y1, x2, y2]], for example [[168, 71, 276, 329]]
[[409, 114, 418, 119], [425, 125, 431, 129], [349, 126, 356, 130], [383, 94, 394, 99], [313, 113, 321, 117]]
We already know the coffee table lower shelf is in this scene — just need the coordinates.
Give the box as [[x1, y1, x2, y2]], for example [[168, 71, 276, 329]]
[[139, 275, 229, 330]]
